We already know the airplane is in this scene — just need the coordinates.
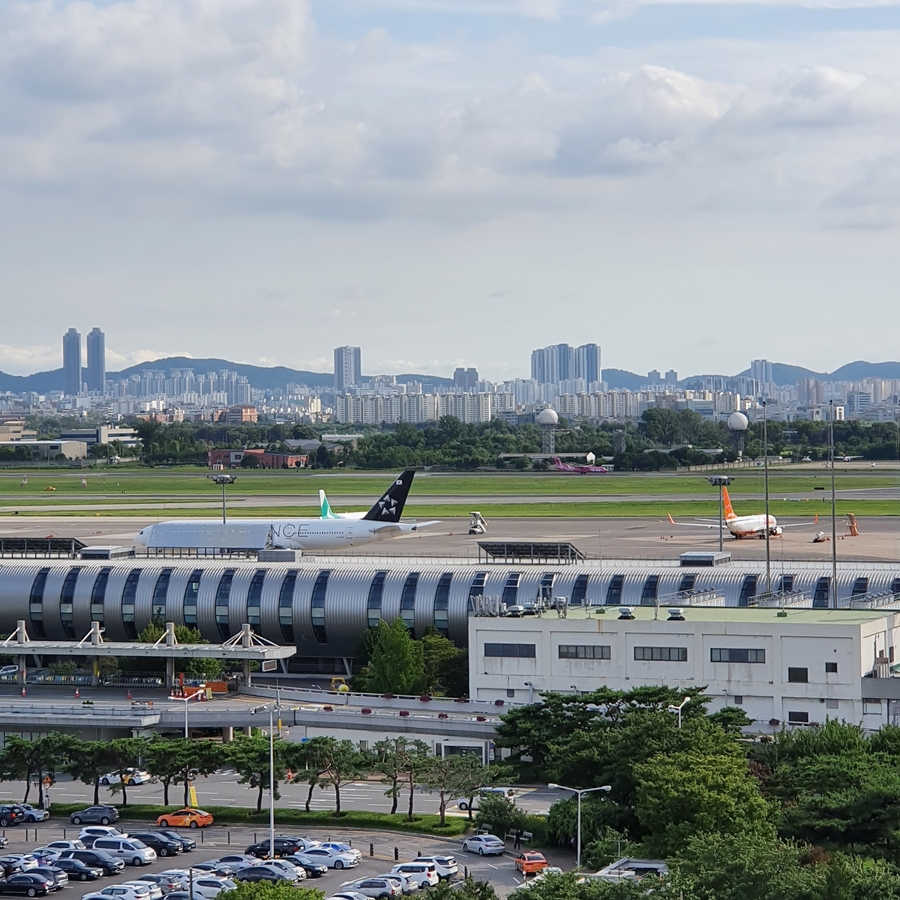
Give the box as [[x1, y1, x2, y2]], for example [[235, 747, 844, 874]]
[[550, 457, 609, 475], [135, 470, 438, 552], [838, 455, 863, 462], [667, 486, 815, 539], [319, 490, 364, 520]]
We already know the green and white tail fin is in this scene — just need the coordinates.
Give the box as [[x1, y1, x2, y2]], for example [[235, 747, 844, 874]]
[[319, 489, 338, 519]]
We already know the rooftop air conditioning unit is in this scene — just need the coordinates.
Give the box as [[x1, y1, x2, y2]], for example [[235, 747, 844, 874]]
[[618, 606, 635, 620], [667, 608, 685, 621]]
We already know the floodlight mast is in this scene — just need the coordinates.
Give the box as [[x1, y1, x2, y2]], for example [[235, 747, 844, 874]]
[[706, 476, 733, 553], [209, 474, 237, 525]]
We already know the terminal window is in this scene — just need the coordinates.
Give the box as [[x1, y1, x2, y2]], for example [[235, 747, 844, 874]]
[[711, 648, 766, 664], [788, 667, 809, 683], [825, 662, 838, 673], [559, 645, 611, 660], [484, 643, 536, 658], [634, 646, 687, 662], [788, 711, 809, 723]]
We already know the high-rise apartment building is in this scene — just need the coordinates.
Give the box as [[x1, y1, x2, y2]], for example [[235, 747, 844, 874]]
[[751, 359, 774, 386], [453, 367, 479, 390], [86, 327, 106, 394], [531, 343, 601, 387], [62, 328, 81, 395], [334, 346, 362, 391], [665, 369, 678, 385]]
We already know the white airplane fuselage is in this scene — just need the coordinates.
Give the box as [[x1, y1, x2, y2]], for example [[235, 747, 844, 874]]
[[727, 514, 782, 538]]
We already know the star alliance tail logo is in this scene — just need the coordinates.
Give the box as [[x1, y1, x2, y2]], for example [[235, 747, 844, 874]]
[[378, 495, 398, 517]]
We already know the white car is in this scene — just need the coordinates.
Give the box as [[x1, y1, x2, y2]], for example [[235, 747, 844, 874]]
[[376, 873, 419, 895], [320, 843, 362, 861], [214, 855, 260, 869], [123, 882, 163, 900], [462, 835, 505, 856], [414, 856, 458, 880], [15, 804, 50, 823], [455, 788, 517, 812], [267, 860, 306, 882], [183, 877, 235, 899], [157, 871, 192, 891], [0, 666, 18, 677], [391, 862, 439, 889], [326, 893, 369, 900], [92, 885, 152, 900], [340, 878, 402, 899], [79, 827, 128, 842], [301, 847, 361, 870], [42, 841, 86, 853], [1, 855, 38, 871], [99, 769, 153, 786]]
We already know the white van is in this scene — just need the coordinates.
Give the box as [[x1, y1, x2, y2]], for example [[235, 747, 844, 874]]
[[92, 838, 157, 866]]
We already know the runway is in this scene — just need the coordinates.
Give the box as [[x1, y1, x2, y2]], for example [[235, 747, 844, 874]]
[[2, 513, 897, 563]]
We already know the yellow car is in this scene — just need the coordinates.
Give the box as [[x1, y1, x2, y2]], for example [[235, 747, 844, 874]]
[[156, 808, 214, 829]]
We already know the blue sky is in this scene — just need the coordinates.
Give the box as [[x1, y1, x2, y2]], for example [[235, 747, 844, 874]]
[[1, 0, 899, 381]]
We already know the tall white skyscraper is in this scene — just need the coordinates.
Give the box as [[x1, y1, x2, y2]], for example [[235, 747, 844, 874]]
[[334, 346, 362, 391]]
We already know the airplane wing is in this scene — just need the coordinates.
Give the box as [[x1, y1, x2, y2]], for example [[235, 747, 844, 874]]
[[667, 514, 721, 529]]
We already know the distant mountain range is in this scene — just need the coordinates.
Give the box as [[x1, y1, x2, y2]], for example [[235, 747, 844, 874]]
[[1, 356, 898, 395]]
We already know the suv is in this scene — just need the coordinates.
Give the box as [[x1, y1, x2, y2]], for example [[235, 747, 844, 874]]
[[0, 806, 22, 828], [246, 838, 303, 859], [92, 839, 156, 867], [58, 849, 125, 876], [71, 807, 119, 826], [390, 863, 439, 889], [128, 834, 182, 858], [414, 856, 458, 880]]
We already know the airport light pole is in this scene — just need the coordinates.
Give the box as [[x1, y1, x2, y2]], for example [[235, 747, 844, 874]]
[[169, 685, 206, 739], [209, 474, 237, 525], [761, 399, 772, 594], [707, 476, 733, 553], [667, 695, 690, 729], [830, 400, 838, 608], [548, 784, 611, 868], [251, 704, 276, 857]]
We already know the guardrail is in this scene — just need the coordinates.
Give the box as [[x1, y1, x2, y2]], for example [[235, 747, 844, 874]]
[[0, 704, 156, 718]]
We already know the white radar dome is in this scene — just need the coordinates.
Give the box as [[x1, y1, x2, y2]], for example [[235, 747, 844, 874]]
[[537, 408, 559, 426], [727, 412, 749, 432]]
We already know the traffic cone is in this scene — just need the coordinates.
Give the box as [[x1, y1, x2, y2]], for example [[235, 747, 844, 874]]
[[21, 686, 26, 697], [127, 690, 132, 700], [75, 688, 80, 699]]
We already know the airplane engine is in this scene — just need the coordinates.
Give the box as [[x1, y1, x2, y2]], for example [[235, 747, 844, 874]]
[[771, 526, 784, 536]]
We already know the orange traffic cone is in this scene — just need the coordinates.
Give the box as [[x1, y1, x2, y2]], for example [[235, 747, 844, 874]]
[[21, 686, 26, 697], [75, 688, 80, 699], [127, 690, 132, 700]]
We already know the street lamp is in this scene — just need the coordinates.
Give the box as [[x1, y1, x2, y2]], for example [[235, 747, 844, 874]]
[[168, 685, 206, 739], [548, 783, 611, 868], [760, 399, 772, 594], [524, 681, 534, 705], [251, 704, 276, 858], [706, 476, 733, 554], [667, 696, 690, 729], [209, 474, 237, 525]]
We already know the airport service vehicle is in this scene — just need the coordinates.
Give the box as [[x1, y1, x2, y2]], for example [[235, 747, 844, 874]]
[[13, 805, 49, 824], [301, 847, 360, 870], [282, 855, 328, 878], [155, 809, 213, 829], [455, 788, 516, 812], [122, 882, 162, 900], [153, 832, 195, 852], [0, 806, 23, 828], [340, 877, 402, 899], [51, 858, 103, 882], [515, 852, 549, 875], [57, 850, 124, 876], [134, 470, 437, 552], [134, 874, 183, 895], [0, 873, 53, 896], [71, 807, 120, 826], [550, 457, 609, 474], [91, 838, 156, 867], [668, 486, 810, 539], [413, 856, 458, 880], [127, 833, 182, 857], [462, 835, 505, 856], [390, 862, 439, 889], [100, 770, 152, 786]]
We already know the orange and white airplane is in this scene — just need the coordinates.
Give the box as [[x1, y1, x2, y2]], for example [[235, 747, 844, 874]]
[[668, 487, 815, 539]]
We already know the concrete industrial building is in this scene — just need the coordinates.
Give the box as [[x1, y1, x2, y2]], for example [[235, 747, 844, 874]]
[[0, 440, 88, 460]]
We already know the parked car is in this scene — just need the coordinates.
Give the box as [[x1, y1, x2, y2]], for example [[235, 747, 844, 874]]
[[12, 805, 49, 824], [41, 842, 85, 854], [127, 833, 181, 858], [29, 850, 59, 867], [325, 892, 369, 900], [280, 838, 320, 853], [134, 875, 183, 895], [79, 827, 128, 843], [515, 852, 549, 875], [178, 879, 233, 900], [190, 865, 236, 879], [390, 862, 440, 888], [0, 856, 39, 874], [91, 838, 156, 867], [413, 856, 458, 881], [214, 855, 259, 870], [155, 809, 213, 829], [245, 838, 304, 859], [57, 850, 124, 876], [234, 866, 295, 884], [85, 885, 151, 900], [266, 860, 305, 882], [0, 838, 8, 850], [70, 807, 120, 826], [153, 832, 195, 852], [462, 835, 505, 856], [122, 881, 162, 900], [157, 873, 192, 892], [31, 867, 67, 891], [0, 666, 18, 677], [50, 858, 103, 882], [0, 806, 23, 828], [283, 855, 328, 878], [320, 843, 362, 862], [0, 873, 54, 896], [301, 847, 360, 870], [340, 878, 402, 900], [375, 874, 418, 895], [100, 770, 152, 786]]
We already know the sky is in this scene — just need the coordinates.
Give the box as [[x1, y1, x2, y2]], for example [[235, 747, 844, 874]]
[[1, 0, 900, 382]]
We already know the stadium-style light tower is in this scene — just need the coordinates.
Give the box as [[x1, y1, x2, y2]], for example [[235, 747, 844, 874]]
[[209, 473, 237, 524], [706, 475, 734, 553]]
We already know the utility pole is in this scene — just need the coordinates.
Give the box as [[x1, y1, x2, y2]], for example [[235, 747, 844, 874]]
[[830, 400, 838, 608]]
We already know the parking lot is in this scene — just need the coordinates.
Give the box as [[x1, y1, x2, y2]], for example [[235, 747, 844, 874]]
[[0, 821, 570, 899]]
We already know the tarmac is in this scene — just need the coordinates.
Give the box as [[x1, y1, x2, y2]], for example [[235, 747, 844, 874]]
[[0, 513, 897, 563]]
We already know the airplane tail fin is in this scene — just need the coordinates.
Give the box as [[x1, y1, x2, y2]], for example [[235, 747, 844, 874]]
[[363, 470, 416, 522], [667, 514, 676, 525], [319, 490, 338, 519], [722, 487, 738, 521], [847, 513, 860, 537]]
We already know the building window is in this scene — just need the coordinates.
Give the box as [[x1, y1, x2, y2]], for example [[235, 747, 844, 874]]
[[641, 575, 659, 606], [468, 573, 487, 612], [367, 571, 387, 628], [788, 711, 809, 723], [606, 574, 625, 606], [59, 567, 81, 640], [507, 689, 516, 698], [484, 643, 535, 659], [788, 667, 808, 683], [826, 699, 839, 710], [678, 573, 697, 594], [247, 569, 265, 627], [813, 577, 831, 608], [502, 573, 521, 608], [634, 646, 687, 662], [825, 662, 838, 674], [214, 569, 236, 641], [151, 569, 171, 621], [310, 570, 330, 644], [571, 573, 589, 607], [739, 575, 758, 607], [28, 568, 50, 639], [90, 567, 111, 624], [183, 569, 202, 626], [711, 648, 766, 663], [400, 573, 419, 631], [852, 577, 869, 597], [864, 700, 882, 715], [559, 645, 611, 660], [779, 574, 795, 593], [121, 569, 141, 639], [434, 573, 452, 637], [279, 569, 299, 643], [733, 695, 743, 705], [359, 740, 368, 751]]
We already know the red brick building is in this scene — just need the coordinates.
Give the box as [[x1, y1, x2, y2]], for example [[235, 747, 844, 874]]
[[207, 448, 308, 469]]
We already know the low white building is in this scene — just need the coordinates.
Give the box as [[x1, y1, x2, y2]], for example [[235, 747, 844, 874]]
[[468, 605, 900, 730]]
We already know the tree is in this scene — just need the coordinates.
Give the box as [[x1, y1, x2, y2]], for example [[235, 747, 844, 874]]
[[372, 738, 428, 816], [144, 738, 224, 807], [0, 734, 72, 807], [128, 620, 222, 678], [420, 628, 466, 694], [457, 764, 513, 822], [63, 739, 113, 807], [315, 738, 366, 816], [474, 794, 526, 837], [103, 737, 150, 807], [420, 754, 484, 827], [226, 735, 287, 814], [286, 737, 332, 814], [429, 879, 497, 900], [355, 618, 425, 695], [217, 881, 323, 900]]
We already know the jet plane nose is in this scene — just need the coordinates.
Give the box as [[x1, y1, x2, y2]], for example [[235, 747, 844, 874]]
[[134, 526, 150, 548]]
